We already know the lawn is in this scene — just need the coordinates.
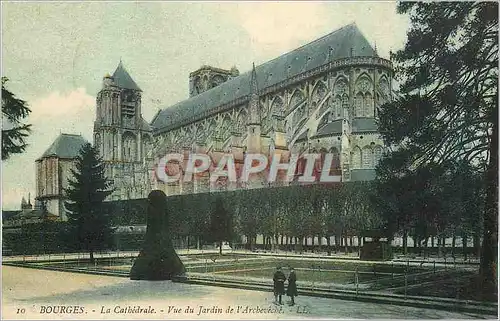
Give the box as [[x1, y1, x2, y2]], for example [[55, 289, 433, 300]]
[[29, 254, 431, 287]]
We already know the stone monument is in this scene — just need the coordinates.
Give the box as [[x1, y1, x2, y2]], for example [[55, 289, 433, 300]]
[[130, 190, 186, 280]]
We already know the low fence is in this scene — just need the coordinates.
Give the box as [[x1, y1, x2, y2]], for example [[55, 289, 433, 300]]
[[3, 249, 488, 304]]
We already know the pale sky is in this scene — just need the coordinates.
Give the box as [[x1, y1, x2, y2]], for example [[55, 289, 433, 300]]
[[1, 1, 409, 210]]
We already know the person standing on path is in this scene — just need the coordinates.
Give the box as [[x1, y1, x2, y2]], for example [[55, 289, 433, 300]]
[[273, 266, 286, 305], [287, 267, 298, 306]]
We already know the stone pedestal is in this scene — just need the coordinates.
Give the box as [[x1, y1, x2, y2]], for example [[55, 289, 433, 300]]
[[130, 190, 186, 280]]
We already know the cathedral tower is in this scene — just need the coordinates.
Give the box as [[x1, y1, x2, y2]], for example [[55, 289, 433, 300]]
[[189, 65, 239, 97], [93, 61, 153, 200]]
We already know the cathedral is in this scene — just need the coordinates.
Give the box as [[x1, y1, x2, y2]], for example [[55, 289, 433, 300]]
[[34, 22, 393, 219], [149, 23, 392, 195]]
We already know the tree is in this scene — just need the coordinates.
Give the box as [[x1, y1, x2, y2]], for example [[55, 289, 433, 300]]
[[379, 2, 497, 295], [64, 143, 113, 263], [1, 77, 31, 160], [209, 197, 233, 255]]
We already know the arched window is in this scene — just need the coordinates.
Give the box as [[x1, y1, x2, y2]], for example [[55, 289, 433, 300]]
[[333, 96, 342, 119], [362, 146, 373, 168], [312, 82, 327, 104], [355, 93, 364, 117], [378, 77, 390, 102], [334, 78, 348, 96], [351, 146, 362, 169], [373, 145, 383, 166], [364, 93, 373, 117], [271, 97, 284, 117], [122, 132, 137, 162], [341, 94, 349, 118]]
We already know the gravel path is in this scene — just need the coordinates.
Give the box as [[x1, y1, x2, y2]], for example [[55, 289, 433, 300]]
[[2, 266, 489, 320]]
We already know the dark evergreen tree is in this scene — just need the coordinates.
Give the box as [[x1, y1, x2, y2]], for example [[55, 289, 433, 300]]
[[64, 143, 113, 263], [209, 197, 233, 255], [378, 2, 497, 296], [1, 77, 31, 160]]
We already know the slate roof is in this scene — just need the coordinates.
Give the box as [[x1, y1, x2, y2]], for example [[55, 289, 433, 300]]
[[113, 61, 142, 91], [352, 118, 378, 132], [314, 120, 343, 137], [350, 169, 376, 181], [38, 133, 89, 160], [295, 129, 309, 142], [152, 23, 377, 133]]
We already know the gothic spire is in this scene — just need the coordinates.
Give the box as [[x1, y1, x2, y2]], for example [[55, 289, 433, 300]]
[[250, 62, 258, 96], [248, 63, 261, 125]]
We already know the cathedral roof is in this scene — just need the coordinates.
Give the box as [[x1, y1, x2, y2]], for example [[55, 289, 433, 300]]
[[314, 120, 343, 138], [112, 61, 142, 91], [38, 133, 89, 160], [351, 118, 378, 133], [152, 23, 377, 133], [295, 129, 309, 142]]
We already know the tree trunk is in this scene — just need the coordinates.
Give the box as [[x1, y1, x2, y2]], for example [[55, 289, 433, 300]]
[[423, 237, 428, 259], [431, 236, 435, 248], [326, 236, 332, 256], [451, 234, 456, 258], [403, 230, 408, 255], [357, 236, 362, 256], [219, 241, 223, 255], [89, 250, 94, 264], [462, 234, 468, 261], [480, 106, 498, 298], [280, 235, 284, 245], [437, 237, 442, 258], [473, 232, 480, 259]]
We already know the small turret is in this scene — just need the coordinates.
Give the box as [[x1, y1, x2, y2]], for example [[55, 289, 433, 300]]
[[246, 63, 262, 154], [103, 73, 114, 87]]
